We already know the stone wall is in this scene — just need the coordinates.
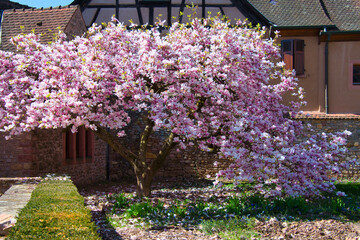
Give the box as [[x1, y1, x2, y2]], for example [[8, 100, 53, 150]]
[[298, 117, 360, 179], [109, 145, 227, 182], [34, 129, 107, 186], [109, 115, 360, 182], [0, 129, 107, 185], [0, 132, 36, 177], [108, 114, 230, 182], [1, 115, 358, 185]]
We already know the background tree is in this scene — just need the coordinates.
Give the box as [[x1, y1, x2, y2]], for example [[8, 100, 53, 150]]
[[0, 15, 352, 197]]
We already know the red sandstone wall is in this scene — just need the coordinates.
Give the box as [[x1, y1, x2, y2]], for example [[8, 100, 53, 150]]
[[0, 129, 107, 185], [34, 129, 107, 185], [107, 115, 230, 182], [0, 132, 36, 177], [1, 118, 359, 184]]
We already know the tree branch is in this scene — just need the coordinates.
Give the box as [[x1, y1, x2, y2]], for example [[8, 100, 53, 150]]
[[147, 132, 178, 179], [94, 124, 137, 166], [139, 117, 155, 164]]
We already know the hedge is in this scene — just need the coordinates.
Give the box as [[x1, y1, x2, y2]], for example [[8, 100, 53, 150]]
[[7, 179, 100, 240]]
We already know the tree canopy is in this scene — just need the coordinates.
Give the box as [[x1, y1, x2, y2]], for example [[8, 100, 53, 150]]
[[0, 15, 352, 197]]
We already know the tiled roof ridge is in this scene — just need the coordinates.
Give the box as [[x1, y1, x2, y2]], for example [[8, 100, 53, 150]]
[[293, 112, 360, 120], [3, 5, 77, 13]]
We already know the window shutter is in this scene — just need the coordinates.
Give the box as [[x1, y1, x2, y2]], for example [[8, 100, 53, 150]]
[[77, 126, 86, 160], [86, 130, 94, 158], [294, 40, 305, 75], [281, 40, 294, 71], [66, 131, 76, 160], [64, 127, 94, 165]]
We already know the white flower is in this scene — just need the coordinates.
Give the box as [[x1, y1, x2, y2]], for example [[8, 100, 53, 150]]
[[343, 130, 352, 136], [276, 61, 285, 67], [336, 191, 347, 197]]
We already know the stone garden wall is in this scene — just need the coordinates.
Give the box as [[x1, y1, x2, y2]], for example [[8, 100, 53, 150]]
[[0, 132, 35, 178], [34, 129, 107, 186], [109, 113, 360, 182], [295, 113, 360, 179], [0, 129, 107, 185], [107, 113, 228, 182], [1, 113, 359, 185]]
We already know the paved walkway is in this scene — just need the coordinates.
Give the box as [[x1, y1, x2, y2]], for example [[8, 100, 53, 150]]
[[0, 181, 38, 236]]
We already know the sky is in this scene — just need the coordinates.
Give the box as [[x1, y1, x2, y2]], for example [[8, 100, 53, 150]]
[[12, 0, 74, 8]]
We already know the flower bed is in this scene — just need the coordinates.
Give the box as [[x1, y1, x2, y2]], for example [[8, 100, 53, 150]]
[[80, 180, 360, 239]]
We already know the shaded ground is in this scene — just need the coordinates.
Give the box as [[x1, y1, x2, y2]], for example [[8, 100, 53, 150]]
[[0, 181, 15, 197], [79, 180, 360, 240], [255, 218, 359, 239], [0, 178, 41, 197]]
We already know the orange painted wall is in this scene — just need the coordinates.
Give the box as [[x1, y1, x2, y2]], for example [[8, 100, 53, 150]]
[[328, 41, 360, 114], [277, 36, 325, 112]]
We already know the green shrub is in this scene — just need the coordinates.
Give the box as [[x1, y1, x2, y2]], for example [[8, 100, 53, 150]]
[[110, 192, 131, 213], [125, 200, 157, 218], [7, 179, 100, 240], [336, 182, 360, 196]]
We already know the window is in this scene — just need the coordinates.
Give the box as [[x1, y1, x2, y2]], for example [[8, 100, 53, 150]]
[[281, 39, 305, 76], [63, 126, 94, 165], [353, 64, 360, 85]]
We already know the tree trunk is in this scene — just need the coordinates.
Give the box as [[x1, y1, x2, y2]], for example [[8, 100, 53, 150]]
[[134, 168, 153, 197], [94, 124, 177, 197]]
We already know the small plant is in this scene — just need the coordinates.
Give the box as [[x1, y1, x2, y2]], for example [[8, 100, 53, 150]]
[[125, 200, 154, 218], [271, 196, 309, 216], [200, 217, 260, 240], [225, 196, 244, 215], [110, 192, 131, 213], [168, 200, 187, 219]]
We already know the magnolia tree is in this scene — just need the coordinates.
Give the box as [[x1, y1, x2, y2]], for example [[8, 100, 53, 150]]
[[0, 16, 352, 197]]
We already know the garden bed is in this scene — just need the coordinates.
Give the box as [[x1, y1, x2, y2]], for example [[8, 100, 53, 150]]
[[79, 179, 360, 240]]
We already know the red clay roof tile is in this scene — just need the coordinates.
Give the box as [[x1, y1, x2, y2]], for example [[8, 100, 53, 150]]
[[293, 111, 360, 120], [1, 5, 79, 52]]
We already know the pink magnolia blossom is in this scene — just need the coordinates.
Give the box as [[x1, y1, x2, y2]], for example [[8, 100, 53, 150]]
[[0, 15, 352, 197]]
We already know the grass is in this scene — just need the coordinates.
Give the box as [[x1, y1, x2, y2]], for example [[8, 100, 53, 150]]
[[7, 179, 100, 240], [105, 180, 360, 239], [200, 217, 260, 240]]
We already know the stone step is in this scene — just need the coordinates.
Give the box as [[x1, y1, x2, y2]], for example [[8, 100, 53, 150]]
[[0, 183, 37, 236], [0, 214, 15, 236]]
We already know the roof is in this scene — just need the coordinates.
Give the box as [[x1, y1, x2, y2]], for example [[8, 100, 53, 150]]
[[246, 0, 334, 28], [246, 0, 360, 31], [0, 5, 80, 52], [293, 112, 360, 120], [71, 0, 360, 31], [323, 0, 360, 31]]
